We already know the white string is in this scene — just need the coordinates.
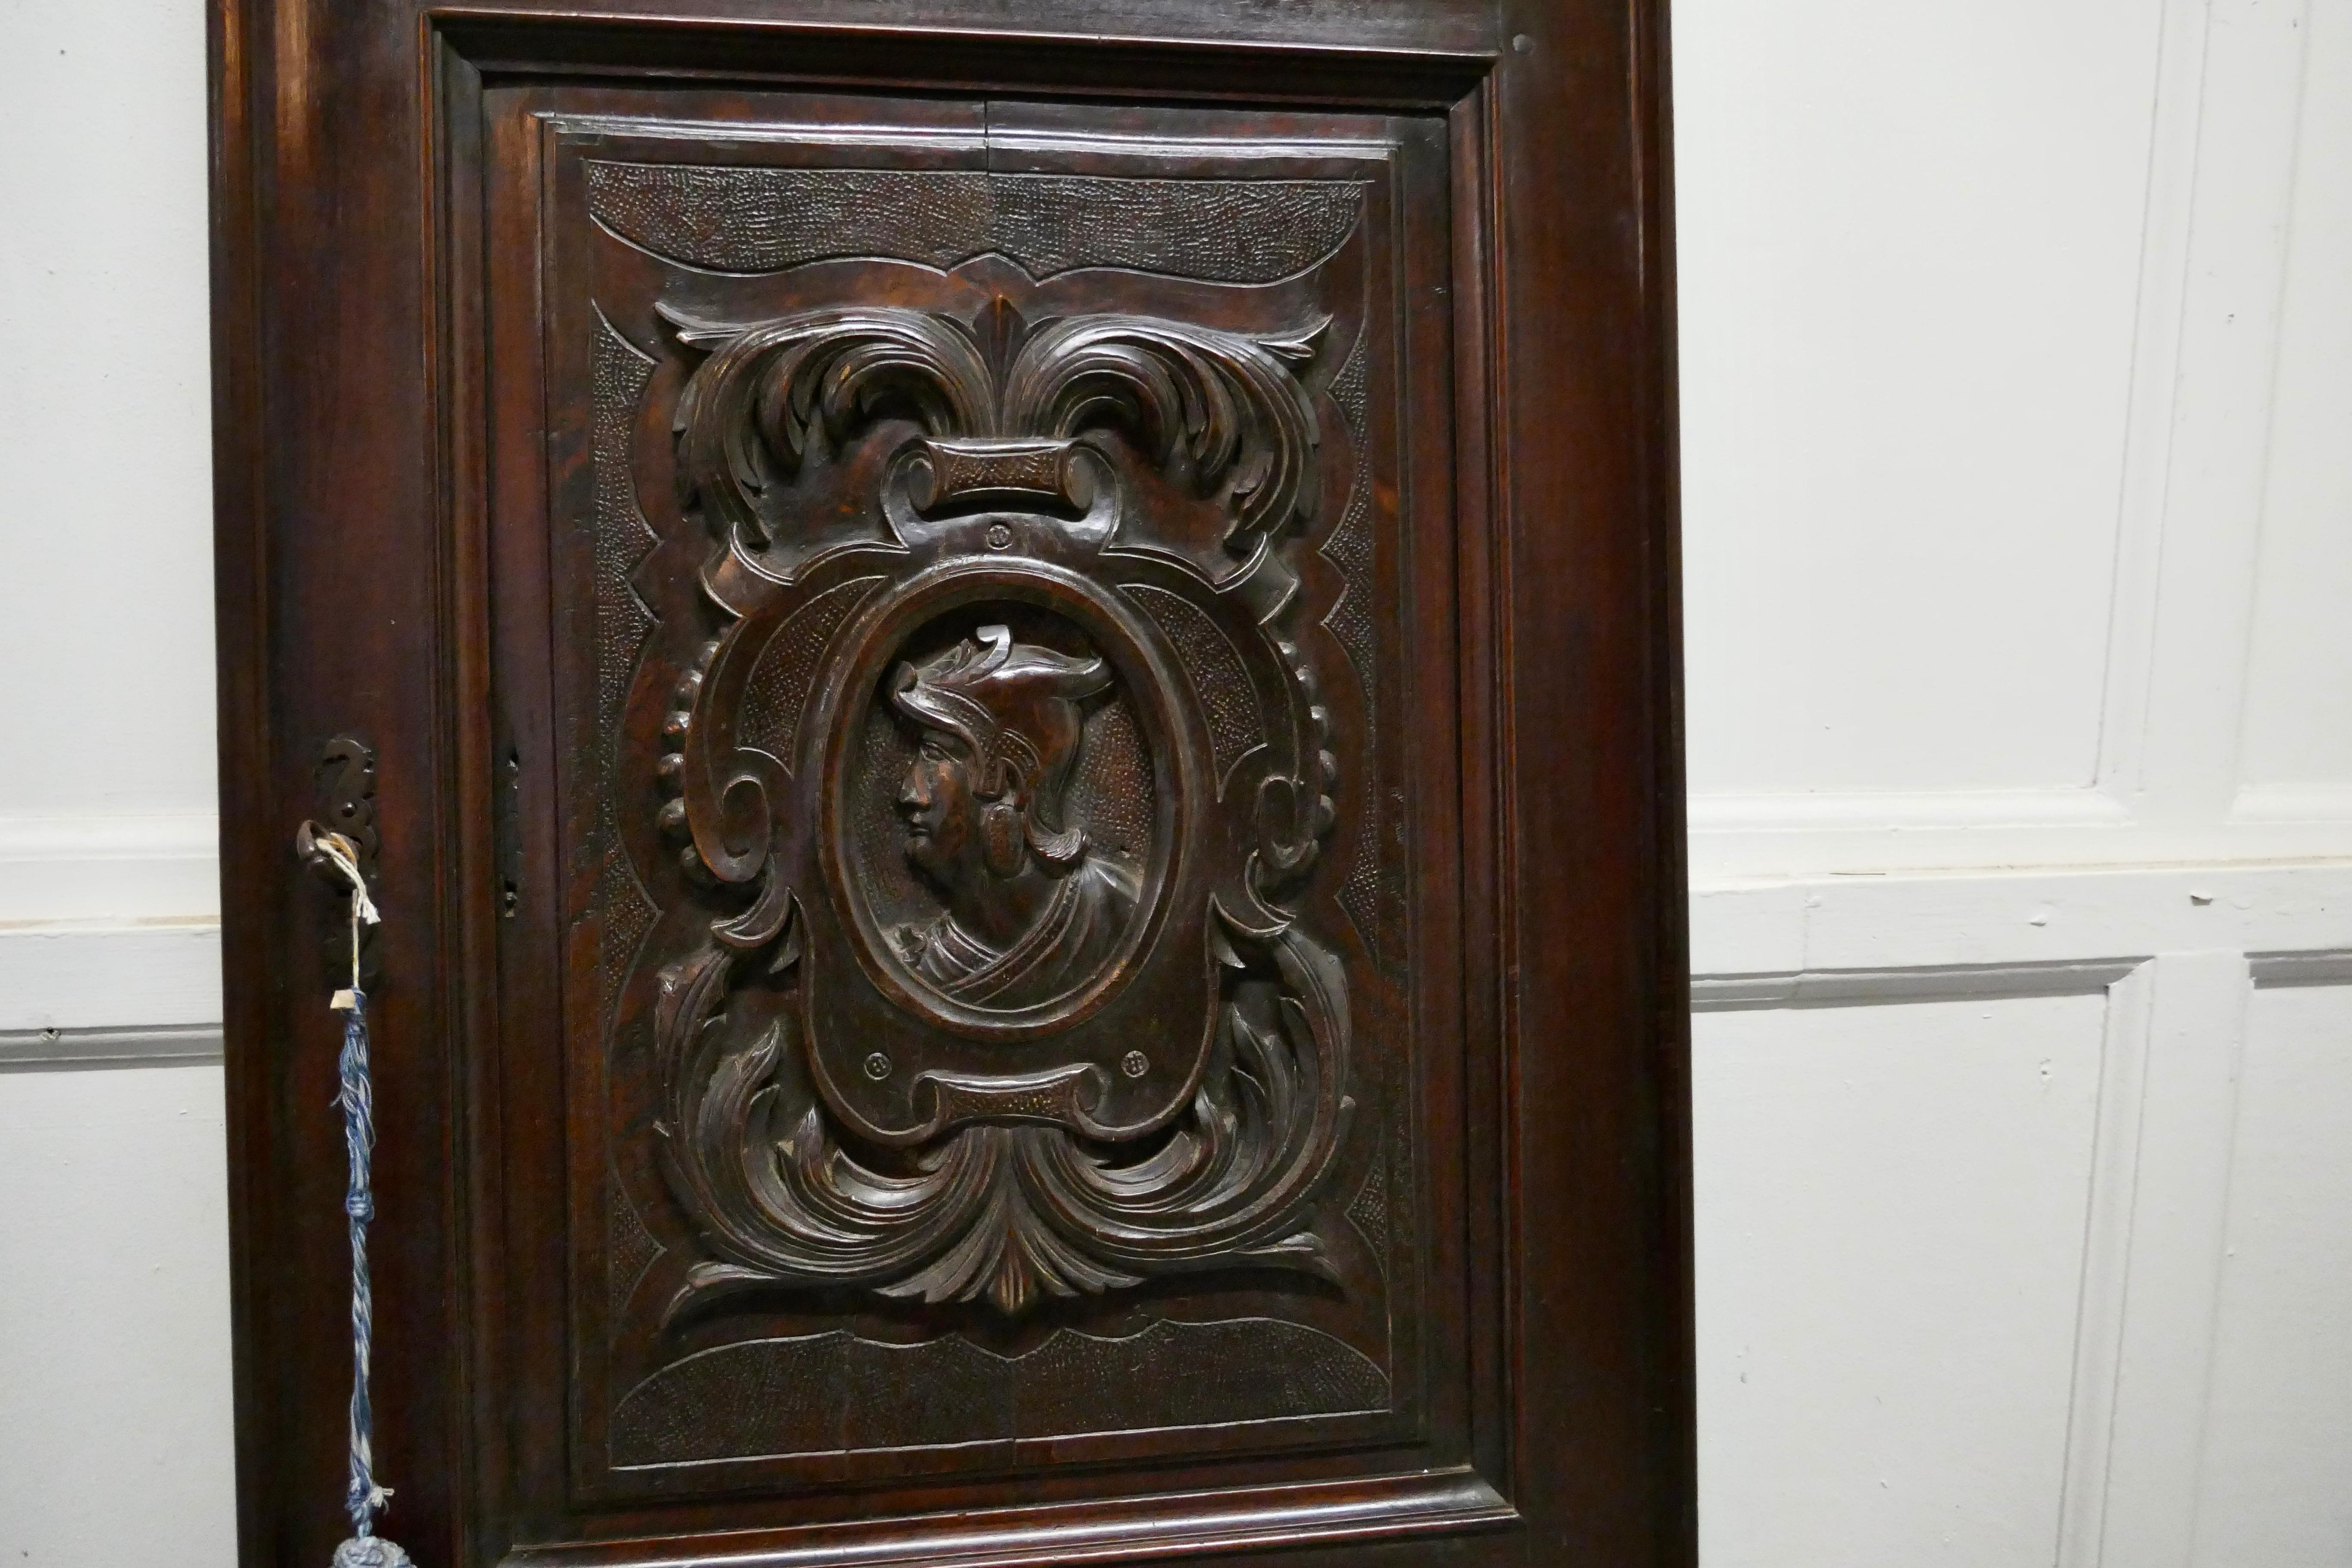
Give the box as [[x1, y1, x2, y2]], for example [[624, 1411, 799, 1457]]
[[314, 833, 379, 995]]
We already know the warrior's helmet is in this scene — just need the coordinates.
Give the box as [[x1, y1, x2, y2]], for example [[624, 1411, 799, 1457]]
[[889, 625, 1111, 870]]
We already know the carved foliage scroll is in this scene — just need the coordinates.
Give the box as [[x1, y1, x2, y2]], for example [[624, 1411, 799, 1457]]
[[646, 300, 1354, 1316]]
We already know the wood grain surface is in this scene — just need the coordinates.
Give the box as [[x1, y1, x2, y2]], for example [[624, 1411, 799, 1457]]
[[209, 3, 1690, 1563]]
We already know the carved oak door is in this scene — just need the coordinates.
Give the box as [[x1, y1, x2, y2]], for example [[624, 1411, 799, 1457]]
[[211, 5, 1690, 1566]]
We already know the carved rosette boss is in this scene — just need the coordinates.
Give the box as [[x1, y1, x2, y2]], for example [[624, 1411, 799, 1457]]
[[647, 299, 1351, 1316]]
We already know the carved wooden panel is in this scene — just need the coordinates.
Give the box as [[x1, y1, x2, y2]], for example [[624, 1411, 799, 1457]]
[[533, 106, 1436, 1497], [212, 5, 1690, 1562]]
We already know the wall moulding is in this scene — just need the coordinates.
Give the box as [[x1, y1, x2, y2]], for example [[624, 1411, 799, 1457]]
[[2247, 948, 2352, 988], [2228, 784, 2352, 824], [1690, 957, 2140, 1013], [0, 922, 225, 1034], [0, 1025, 225, 1072], [1688, 786, 2135, 833], [1688, 811, 2352, 883], [0, 813, 221, 924], [1690, 862, 2352, 980]]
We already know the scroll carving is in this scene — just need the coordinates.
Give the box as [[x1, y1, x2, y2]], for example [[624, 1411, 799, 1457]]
[[639, 299, 1356, 1316], [666, 302, 1324, 562]]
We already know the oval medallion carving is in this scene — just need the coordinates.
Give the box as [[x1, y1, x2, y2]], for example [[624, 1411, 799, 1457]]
[[831, 607, 1166, 1027]]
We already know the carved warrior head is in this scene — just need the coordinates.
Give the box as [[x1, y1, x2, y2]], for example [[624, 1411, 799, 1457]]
[[890, 625, 1110, 875]]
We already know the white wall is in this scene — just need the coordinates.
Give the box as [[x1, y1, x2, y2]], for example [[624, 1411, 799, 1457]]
[[1680, 2, 2352, 1565], [1683, 0, 2352, 875], [0, 0, 236, 1563], [0, 0, 220, 925], [0, 1067, 238, 1562], [1, 3, 2346, 1565]]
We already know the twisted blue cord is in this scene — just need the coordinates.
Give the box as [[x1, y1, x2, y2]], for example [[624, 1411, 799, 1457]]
[[336, 989, 393, 1540], [313, 832, 411, 1568]]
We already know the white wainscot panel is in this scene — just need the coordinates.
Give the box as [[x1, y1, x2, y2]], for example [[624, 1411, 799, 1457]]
[[0, 0, 221, 926], [0, 1064, 238, 1567], [2190, 980, 2352, 1567], [2234, 0, 2352, 822], [1694, 991, 2108, 1568], [1674, 0, 2160, 798], [0, 0, 217, 832]]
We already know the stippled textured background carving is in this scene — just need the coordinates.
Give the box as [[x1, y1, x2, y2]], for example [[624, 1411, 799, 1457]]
[[738, 576, 887, 773], [1122, 583, 1266, 795], [612, 1318, 1387, 1466], [588, 163, 1367, 283], [1319, 326, 1386, 966], [588, 309, 661, 1033]]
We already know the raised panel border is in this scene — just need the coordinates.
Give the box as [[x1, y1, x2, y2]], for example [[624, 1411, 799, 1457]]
[[531, 103, 1436, 1500], [428, 14, 1521, 1568]]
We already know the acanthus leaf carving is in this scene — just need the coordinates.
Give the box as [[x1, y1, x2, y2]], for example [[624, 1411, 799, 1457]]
[[640, 297, 1354, 1318], [653, 902, 1351, 1319], [667, 306, 995, 550], [1001, 313, 1326, 556], [666, 301, 1323, 560]]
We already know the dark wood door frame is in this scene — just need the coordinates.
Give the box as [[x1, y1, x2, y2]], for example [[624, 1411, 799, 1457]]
[[211, 5, 1690, 1565]]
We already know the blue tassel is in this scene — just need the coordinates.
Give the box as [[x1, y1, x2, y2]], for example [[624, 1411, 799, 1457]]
[[330, 989, 410, 1568]]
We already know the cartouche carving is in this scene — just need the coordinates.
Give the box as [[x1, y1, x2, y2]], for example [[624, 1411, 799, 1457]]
[[642, 298, 1353, 1315]]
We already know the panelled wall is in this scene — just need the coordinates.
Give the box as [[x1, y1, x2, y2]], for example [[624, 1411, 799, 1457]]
[[0, 0, 237, 1562], [1, 3, 2346, 1565], [1679, 1, 2352, 1564]]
